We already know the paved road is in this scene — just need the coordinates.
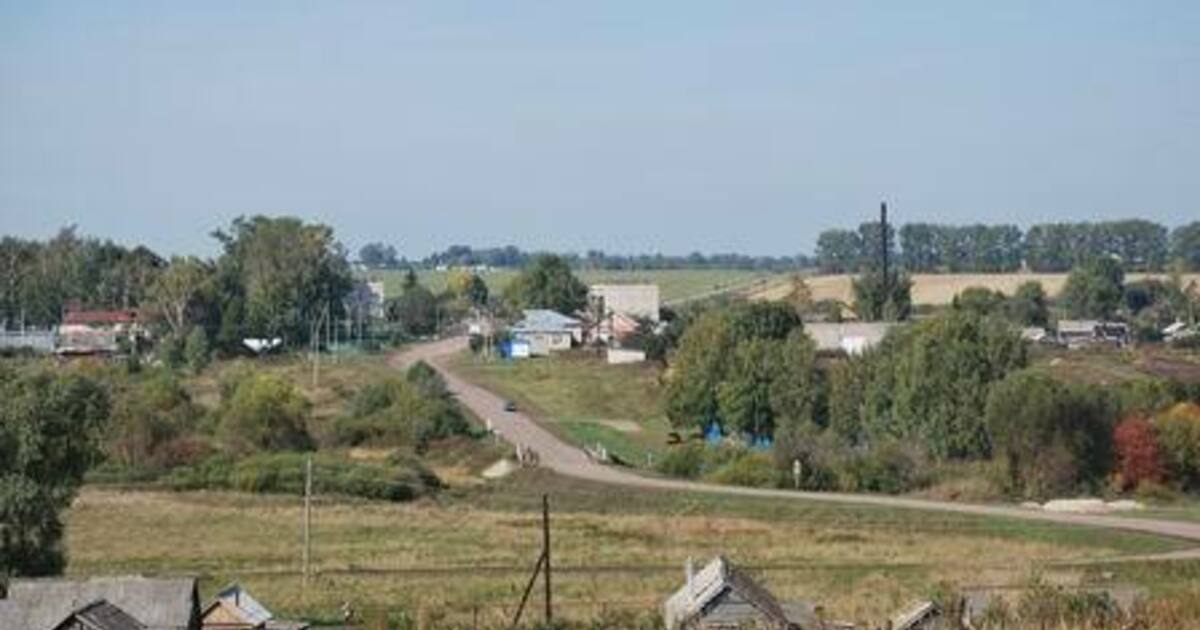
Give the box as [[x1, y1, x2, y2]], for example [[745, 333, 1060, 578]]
[[394, 337, 1200, 556]]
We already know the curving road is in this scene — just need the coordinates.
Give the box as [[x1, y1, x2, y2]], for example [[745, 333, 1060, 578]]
[[394, 337, 1200, 557]]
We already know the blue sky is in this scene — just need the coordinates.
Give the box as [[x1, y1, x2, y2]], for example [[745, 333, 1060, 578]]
[[1, 2, 1197, 257]]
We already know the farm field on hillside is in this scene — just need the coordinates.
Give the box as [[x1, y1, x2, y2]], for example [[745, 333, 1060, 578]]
[[64, 471, 1189, 626], [450, 352, 671, 468], [361, 268, 780, 303], [748, 272, 1200, 306]]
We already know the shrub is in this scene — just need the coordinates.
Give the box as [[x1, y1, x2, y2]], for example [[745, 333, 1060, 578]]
[[1112, 416, 1163, 491], [107, 372, 201, 470], [183, 326, 211, 373], [166, 452, 440, 501], [335, 373, 470, 452], [1154, 402, 1200, 490], [833, 442, 924, 494], [656, 443, 706, 479], [708, 451, 779, 488], [219, 373, 314, 454]]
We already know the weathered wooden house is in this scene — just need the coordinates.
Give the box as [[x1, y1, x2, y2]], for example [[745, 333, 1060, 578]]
[[663, 556, 835, 630], [51, 599, 146, 630], [200, 584, 308, 630]]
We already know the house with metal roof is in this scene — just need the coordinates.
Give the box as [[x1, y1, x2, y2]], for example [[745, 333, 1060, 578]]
[[0, 576, 200, 630], [200, 584, 308, 630], [663, 556, 831, 630], [510, 309, 583, 356], [803, 322, 898, 356]]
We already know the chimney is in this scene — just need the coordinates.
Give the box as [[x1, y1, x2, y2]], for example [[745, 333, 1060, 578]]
[[686, 556, 695, 599]]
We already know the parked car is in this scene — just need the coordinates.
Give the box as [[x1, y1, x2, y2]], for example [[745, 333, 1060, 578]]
[[503, 400, 518, 412]]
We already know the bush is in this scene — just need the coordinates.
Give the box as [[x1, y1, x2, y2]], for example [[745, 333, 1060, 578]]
[[1154, 402, 1200, 490], [656, 443, 706, 479], [708, 451, 779, 488], [833, 442, 924, 494], [219, 373, 314, 454], [107, 372, 202, 470], [1112, 415, 1163, 491], [166, 452, 440, 501], [334, 371, 471, 452], [183, 326, 211, 372]]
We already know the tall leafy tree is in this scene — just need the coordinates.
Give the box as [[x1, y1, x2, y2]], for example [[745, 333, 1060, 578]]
[[503, 254, 587, 314], [146, 256, 214, 338], [815, 229, 863, 273], [1007, 281, 1050, 327], [1, 368, 110, 576], [1061, 256, 1125, 319], [1172, 222, 1200, 271], [211, 216, 353, 347]]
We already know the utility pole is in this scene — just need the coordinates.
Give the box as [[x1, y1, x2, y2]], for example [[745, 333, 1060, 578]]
[[542, 494, 552, 624], [880, 201, 890, 294], [303, 454, 312, 587]]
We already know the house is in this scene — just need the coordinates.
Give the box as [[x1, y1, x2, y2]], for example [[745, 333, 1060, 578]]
[[663, 556, 831, 630], [0, 576, 201, 630], [52, 599, 146, 630], [510, 310, 583, 356], [1056, 320, 1129, 348], [200, 584, 308, 630], [587, 311, 643, 345], [56, 307, 146, 356], [803, 322, 897, 356], [589, 284, 661, 322]]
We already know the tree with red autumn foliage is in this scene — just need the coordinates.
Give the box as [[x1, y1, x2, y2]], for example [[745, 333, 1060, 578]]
[[1113, 415, 1164, 490]]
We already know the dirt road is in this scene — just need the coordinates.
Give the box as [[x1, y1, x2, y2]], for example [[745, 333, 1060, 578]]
[[394, 337, 1200, 555]]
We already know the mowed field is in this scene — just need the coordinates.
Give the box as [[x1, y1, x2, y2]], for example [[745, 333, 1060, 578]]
[[64, 472, 1192, 627], [361, 268, 780, 304], [748, 272, 1200, 306]]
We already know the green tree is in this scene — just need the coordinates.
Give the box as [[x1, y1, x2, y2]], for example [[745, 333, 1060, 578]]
[[386, 284, 439, 336], [184, 326, 211, 373], [211, 216, 353, 347], [851, 270, 913, 321], [986, 371, 1115, 498], [1, 368, 110, 576], [503, 254, 587, 314], [665, 310, 734, 432], [1061, 257, 1126, 319], [1007, 281, 1050, 327], [1154, 403, 1200, 490], [146, 256, 214, 338], [872, 311, 1027, 459], [1170, 222, 1200, 271], [108, 372, 199, 469], [219, 373, 313, 454], [952, 287, 1007, 317], [447, 269, 489, 307], [815, 229, 863, 273]]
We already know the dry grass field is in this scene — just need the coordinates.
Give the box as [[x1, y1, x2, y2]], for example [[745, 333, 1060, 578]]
[[748, 272, 1200, 306], [64, 470, 1194, 627]]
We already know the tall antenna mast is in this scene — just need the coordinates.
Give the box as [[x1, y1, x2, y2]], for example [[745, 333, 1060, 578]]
[[880, 201, 890, 292]]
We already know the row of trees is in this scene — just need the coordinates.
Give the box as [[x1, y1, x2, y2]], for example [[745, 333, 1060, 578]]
[[816, 220, 1200, 274], [0, 228, 164, 329], [415, 244, 811, 272]]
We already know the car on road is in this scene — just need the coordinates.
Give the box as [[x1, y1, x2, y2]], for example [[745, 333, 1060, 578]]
[[503, 400, 518, 412]]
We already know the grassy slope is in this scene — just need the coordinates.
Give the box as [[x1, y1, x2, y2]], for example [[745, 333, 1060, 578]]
[[449, 352, 672, 468], [65, 470, 1187, 626], [360, 268, 779, 303]]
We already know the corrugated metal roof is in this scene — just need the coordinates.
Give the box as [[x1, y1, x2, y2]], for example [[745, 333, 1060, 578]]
[[512, 309, 582, 333]]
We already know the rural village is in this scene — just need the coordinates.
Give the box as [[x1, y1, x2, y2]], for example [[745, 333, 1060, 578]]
[[5, 3, 1200, 630]]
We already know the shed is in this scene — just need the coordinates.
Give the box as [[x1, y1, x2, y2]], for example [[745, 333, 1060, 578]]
[[888, 600, 943, 630], [200, 583, 309, 630], [663, 556, 823, 630], [0, 576, 200, 630]]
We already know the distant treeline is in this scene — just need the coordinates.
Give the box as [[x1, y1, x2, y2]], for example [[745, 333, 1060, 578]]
[[370, 244, 812, 271], [817, 220, 1200, 274]]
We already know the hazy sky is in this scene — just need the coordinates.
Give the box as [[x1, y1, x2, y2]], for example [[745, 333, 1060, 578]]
[[2, 2, 1198, 258]]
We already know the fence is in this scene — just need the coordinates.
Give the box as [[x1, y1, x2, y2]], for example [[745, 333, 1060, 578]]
[[0, 329, 55, 353]]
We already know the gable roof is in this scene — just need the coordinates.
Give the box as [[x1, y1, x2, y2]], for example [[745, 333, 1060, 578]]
[[207, 583, 273, 625], [53, 600, 146, 630], [512, 309, 581, 333], [803, 322, 897, 354], [0, 576, 198, 630], [663, 556, 812, 629]]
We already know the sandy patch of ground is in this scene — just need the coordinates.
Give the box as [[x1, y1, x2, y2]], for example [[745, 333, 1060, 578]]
[[596, 419, 643, 433]]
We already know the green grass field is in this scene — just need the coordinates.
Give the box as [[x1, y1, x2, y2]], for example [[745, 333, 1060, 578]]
[[450, 351, 673, 468], [65, 470, 1192, 627], [359, 268, 779, 304]]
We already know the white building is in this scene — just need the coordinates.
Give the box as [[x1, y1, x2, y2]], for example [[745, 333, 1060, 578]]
[[803, 322, 897, 356], [589, 284, 661, 322]]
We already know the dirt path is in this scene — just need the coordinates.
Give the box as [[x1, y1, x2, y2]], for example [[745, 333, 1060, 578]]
[[394, 338, 1200, 558]]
